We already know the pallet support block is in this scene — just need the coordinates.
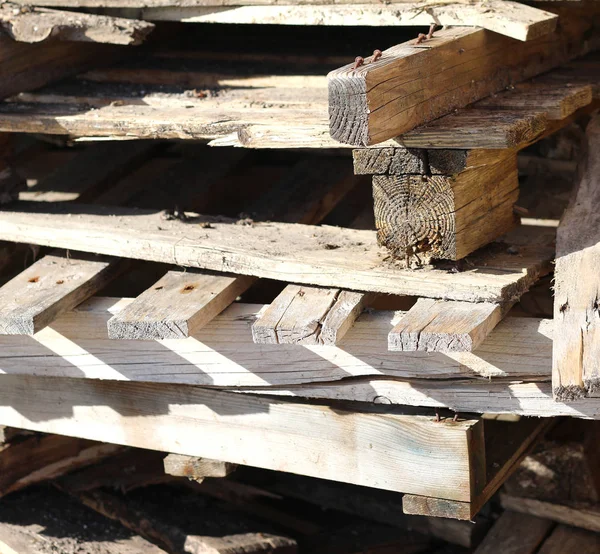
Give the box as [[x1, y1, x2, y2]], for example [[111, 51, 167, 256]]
[[372, 150, 519, 262]]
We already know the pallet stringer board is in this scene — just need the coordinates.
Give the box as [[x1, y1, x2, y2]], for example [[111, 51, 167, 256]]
[[0, 205, 555, 302], [328, 9, 600, 146], [552, 114, 600, 401], [0, 374, 486, 501], [252, 285, 371, 345], [403, 417, 554, 520]]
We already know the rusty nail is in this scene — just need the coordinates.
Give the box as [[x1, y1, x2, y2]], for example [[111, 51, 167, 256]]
[[434, 411, 441, 423], [372, 49, 382, 62], [416, 23, 437, 44], [453, 413, 459, 422], [353, 56, 364, 70]]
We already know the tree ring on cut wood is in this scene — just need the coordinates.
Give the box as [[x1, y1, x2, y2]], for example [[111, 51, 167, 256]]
[[373, 174, 455, 263]]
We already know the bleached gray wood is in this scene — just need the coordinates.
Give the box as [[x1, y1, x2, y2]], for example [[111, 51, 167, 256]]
[[0, 374, 483, 501], [0, 3, 154, 45], [108, 271, 254, 340], [553, 114, 600, 400], [0, 254, 122, 335], [252, 285, 368, 345], [0, 205, 555, 302], [163, 454, 236, 479], [389, 298, 503, 353]]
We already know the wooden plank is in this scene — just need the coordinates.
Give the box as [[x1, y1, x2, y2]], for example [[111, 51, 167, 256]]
[[0, 297, 554, 384], [537, 525, 600, 554], [500, 495, 600, 534], [108, 271, 254, 340], [61, 486, 298, 554], [252, 285, 369, 345], [0, 205, 555, 302], [7, 297, 600, 418], [388, 298, 503, 353], [0, 434, 124, 496], [0, 375, 484, 501], [0, 253, 124, 335], [328, 11, 600, 146], [476, 81, 593, 120], [472, 510, 553, 554], [553, 114, 600, 401], [163, 453, 236, 479], [372, 151, 519, 262], [0, 4, 154, 45], [139, 2, 558, 41]]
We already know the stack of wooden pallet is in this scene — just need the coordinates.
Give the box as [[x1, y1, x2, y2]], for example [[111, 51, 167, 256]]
[[0, 0, 599, 533]]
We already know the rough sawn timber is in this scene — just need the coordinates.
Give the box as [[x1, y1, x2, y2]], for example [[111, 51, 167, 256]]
[[328, 11, 600, 146], [388, 298, 504, 353], [0, 3, 154, 45], [0, 204, 555, 302], [372, 151, 519, 262], [252, 285, 370, 345], [0, 374, 486, 502], [139, 2, 557, 41], [553, 114, 600, 401]]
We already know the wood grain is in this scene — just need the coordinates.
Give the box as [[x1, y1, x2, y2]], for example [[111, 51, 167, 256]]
[[0, 205, 555, 302], [553, 114, 600, 400], [0, 374, 482, 501], [328, 11, 599, 146], [252, 285, 369, 345], [388, 298, 503, 353]]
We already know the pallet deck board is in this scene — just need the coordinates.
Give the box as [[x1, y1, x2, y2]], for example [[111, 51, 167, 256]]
[[0, 204, 555, 302]]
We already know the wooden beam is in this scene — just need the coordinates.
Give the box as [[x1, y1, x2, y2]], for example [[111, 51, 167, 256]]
[[0, 3, 154, 45], [472, 510, 553, 554], [553, 114, 600, 401], [328, 12, 600, 146], [403, 417, 553, 519], [139, 2, 558, 41], [0, 434, 124, 496], [252, 286, 370, 345], [0, 375, 487, 501], [163, 453, 236, 479], [388, 298, 504, 353], [372, 151, 519, 262], [0, 254, 124, 335], [500, 494, 600, 534], [0, 205, 554, 302]]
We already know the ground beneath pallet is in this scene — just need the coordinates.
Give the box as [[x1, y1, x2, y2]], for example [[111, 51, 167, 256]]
[[0, 486, 166, 554]]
